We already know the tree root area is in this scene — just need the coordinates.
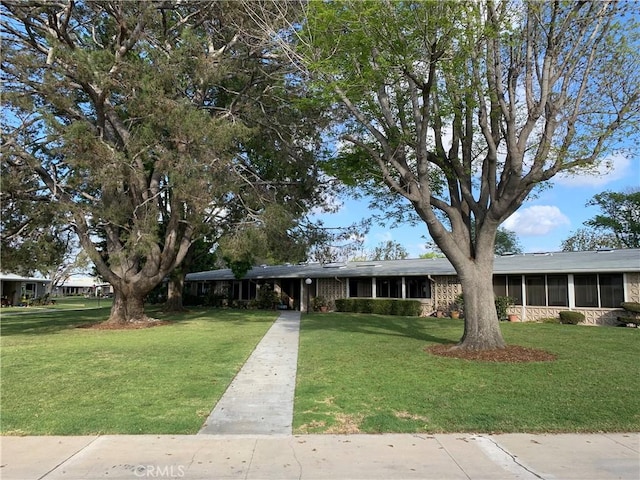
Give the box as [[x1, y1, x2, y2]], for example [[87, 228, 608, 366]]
[[426, 344, 557, 363], [77, 320, 172, 330]]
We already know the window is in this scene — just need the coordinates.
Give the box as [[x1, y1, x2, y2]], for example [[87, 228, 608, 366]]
[[349, 278, 372, 297], [231, 281, 244, 300], [525, 276, 546, 306], [496, 274, 568, 307], [376, 277, 402, 298], [574, 274, 599, 307], [493, 275, 522, 304], [493, 276, 507, 297], [507, 276, 523, 305], [547, 275, 568, 307], [574, 274, 624, 308], [244, 280, 257, 300], [598, 274, 624, 308], [406, 277, 430, 298]]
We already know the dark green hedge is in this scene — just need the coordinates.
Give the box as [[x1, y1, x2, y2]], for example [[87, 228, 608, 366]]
[[621, 302, 640, 313], [334, 298, 422, 317], [559, 310, 585, 325]]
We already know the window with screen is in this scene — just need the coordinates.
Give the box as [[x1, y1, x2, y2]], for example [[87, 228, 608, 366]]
[[525, 275, 546, 306], [406, 277, 430, 298], [547, 275, 569, 306], [507, 275, 523, 305], [493, 276, 507, 297], [574, 274, 599, 307], [376, 277, 402, 298], [349, 278, 372, 297], [598, 274, 624, 308]]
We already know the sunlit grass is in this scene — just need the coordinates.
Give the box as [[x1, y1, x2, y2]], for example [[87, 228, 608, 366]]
[[0, 295, 111, 314], [1, 307, 276, 435], [3, 307, 638, 435], [294, 313, 640, 434]]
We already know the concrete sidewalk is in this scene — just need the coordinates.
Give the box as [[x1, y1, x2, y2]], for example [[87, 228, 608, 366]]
[[1, 432, 638, 479]]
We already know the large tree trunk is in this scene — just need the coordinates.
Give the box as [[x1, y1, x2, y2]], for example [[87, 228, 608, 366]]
[[106, 288, 154, 324], [164, 272, 186, 312], [454, 255, 506, 351]]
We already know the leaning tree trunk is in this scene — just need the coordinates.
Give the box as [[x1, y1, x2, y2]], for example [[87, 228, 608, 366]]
[[455, 256, 506, 351]]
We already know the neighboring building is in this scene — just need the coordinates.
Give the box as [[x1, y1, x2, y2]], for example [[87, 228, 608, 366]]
[[184, 248, 640, 326], [54, 276, 112, 297], [0, 273, 51, 306]]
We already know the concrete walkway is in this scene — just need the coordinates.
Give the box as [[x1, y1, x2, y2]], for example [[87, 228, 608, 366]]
[[198, 310, 300, 435]]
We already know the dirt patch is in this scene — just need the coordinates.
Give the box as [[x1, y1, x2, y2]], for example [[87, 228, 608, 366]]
[[426, 344, 557, 363], [395, 411, 430, 423], [325, 413, 363, 434], [77, 320, 172, 330], [297, 420, 327, 433]]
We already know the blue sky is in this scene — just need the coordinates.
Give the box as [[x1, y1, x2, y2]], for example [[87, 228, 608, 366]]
[[312, 154, 639, 258]]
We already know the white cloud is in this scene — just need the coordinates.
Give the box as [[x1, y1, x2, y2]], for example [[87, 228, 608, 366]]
[[554, 153, 631, 187], [503, 205, 571, 236]]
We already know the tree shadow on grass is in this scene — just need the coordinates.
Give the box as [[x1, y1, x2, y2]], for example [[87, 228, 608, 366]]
[[301, 313, 459, 345], [0, 308, 111, 336], [0, 306, 277, 336]]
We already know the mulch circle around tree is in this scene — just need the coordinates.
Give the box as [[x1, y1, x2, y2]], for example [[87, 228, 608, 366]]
[[77, 321, 172, 330], [426, 344, 557, 363]]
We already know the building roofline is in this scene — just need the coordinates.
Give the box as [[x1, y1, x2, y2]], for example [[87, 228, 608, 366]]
[[185, 248, 640, 282]]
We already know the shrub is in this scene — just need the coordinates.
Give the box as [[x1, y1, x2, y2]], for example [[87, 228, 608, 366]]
[[356, 299, 373, 313], [334, 298, 348, 311], [618, 316, 640, 326], [494, 296, 514, 321], [312, 296, 328, 311], [559, 310, 585, 325], [256, 284, 279, 310], [371, 299, 393, 315], [395, 300, 422, 316], [334, 298, 421, 317], [621, 302, 640, 313], [204, 293, 226, 307], [540, 317, 560, 324]]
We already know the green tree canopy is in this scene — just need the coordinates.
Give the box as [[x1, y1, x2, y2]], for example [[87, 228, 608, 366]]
[[1, 0, 322, 323], [561, 228, 623, 252], [495, 228, 523, 255], [562, 190, 640, 251], [585, 190, 640, 248], [278, 0, 640, 350]]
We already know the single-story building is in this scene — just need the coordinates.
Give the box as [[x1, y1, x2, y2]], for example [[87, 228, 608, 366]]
[[0, 273, 51, 306], [53, 276, 112, 297], [184, 248, 640, 325]]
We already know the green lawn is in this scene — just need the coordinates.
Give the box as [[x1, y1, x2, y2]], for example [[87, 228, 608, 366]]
[[294, 313, 640, 434], [0, 306, 277, 435], [2, 308, 639, 435], [1, 295, 111, 314]]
